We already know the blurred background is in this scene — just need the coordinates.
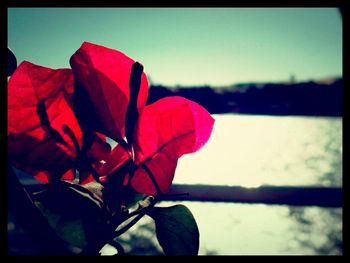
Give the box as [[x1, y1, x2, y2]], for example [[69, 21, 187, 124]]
[[8, 8, 342, 255]]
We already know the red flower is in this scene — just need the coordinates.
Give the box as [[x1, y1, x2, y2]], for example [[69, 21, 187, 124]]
[[8, 42, 214, 195]]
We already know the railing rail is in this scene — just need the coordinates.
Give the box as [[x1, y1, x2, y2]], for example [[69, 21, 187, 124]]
[[166, 184, 342, 207], [23, 182, 342, 208]]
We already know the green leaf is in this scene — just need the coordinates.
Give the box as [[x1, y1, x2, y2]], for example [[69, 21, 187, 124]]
[[147, 204, 199, 255], [33, 181, 109, 249]]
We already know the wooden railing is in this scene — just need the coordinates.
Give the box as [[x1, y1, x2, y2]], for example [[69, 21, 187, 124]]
[[23, 182, 342, 208], [166, 184, 342, 208]]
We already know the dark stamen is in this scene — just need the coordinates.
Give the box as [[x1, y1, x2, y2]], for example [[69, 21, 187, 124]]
[[125, 62, 143, 148]]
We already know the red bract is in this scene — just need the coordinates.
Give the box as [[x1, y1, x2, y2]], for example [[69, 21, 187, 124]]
[[8, 61, 82, 183], [70, 42, 149, 146], [131, 97, 215, 194]]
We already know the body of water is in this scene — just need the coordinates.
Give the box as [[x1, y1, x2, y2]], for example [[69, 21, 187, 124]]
[[170, 114, 342, 255]]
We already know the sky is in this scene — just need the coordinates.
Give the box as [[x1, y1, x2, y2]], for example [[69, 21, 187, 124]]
[[8, 8, 342, 86]]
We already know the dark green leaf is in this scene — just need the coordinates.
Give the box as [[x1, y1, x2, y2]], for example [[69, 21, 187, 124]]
[[33, 181, 109, 249], [147, 205, 199, 255]]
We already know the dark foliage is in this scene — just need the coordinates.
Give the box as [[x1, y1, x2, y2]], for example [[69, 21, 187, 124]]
[[147, 78, 342, 116]]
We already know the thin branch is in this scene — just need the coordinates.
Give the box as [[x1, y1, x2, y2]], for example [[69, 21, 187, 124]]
[[112, 197, 157, 239]]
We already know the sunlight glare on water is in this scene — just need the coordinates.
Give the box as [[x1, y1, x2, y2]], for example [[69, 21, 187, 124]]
[[174, 114, 342, 187]]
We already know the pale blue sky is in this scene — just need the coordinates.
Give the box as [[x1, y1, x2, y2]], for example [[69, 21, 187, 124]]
[[8, 8, 342, 86]]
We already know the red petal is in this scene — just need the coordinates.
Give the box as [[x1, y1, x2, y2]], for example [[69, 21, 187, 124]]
[[33, 171, 49, 184], [87, 132, 112, 167], [62, 169, 76, 181], [87, 133, 130, 176], [78, 170, 95, 185], [34, 169, 76, 184], [95, 143, 130, 177], [70, 42, 149, 144], [131, 96, 215, 194], [8, 61, 82, 182], [79, 132, 112, 184], [33, 170, 75, 183]]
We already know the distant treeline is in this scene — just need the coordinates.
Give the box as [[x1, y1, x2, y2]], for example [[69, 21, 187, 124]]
[[147, 78, 342, 116]]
